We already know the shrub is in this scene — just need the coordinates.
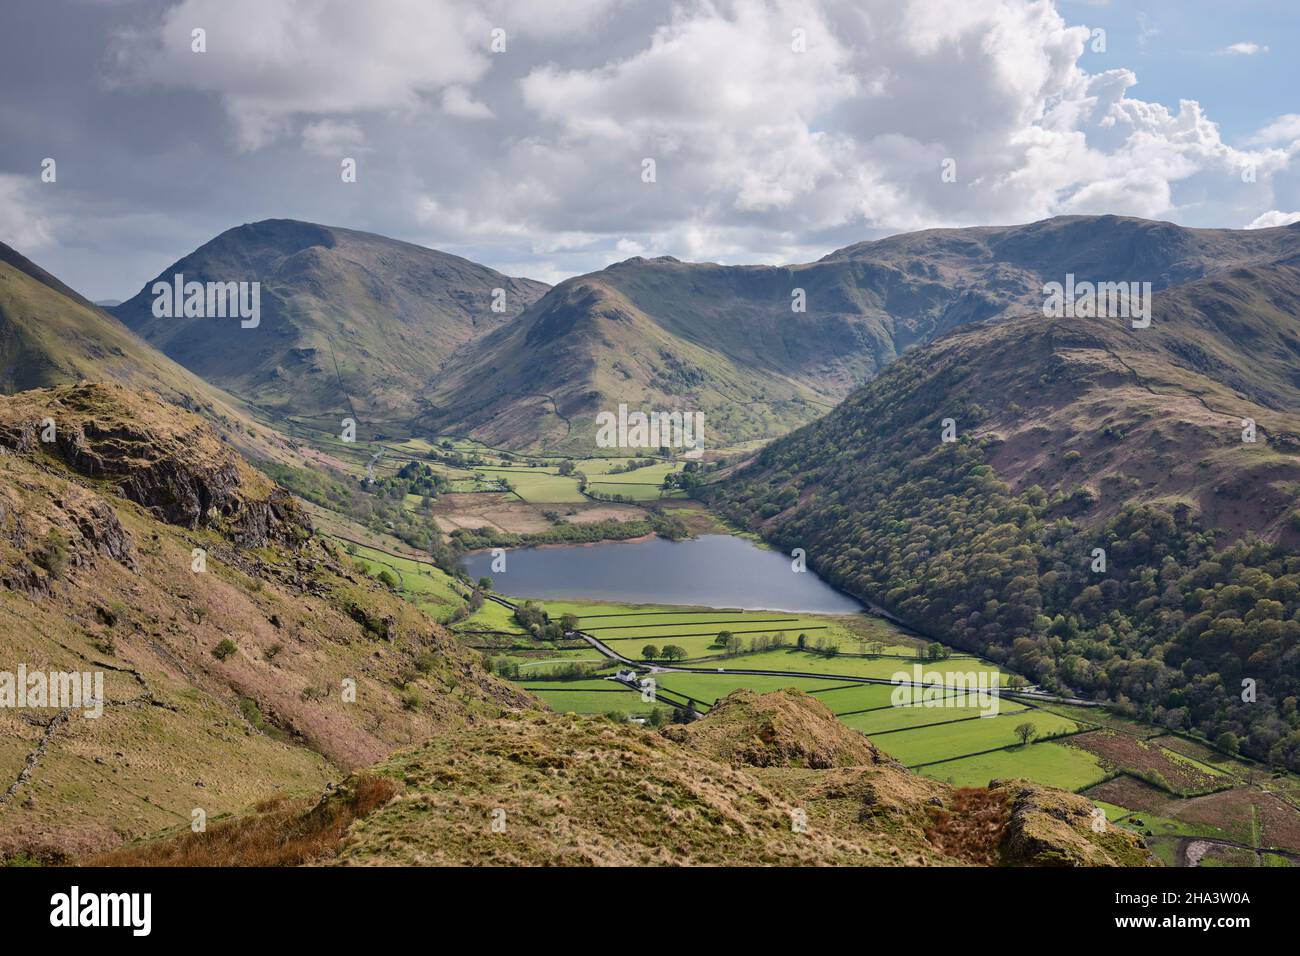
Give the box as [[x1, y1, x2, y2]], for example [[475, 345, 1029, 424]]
[[213, 639, 238, 661], [34, 528, 69, 579]]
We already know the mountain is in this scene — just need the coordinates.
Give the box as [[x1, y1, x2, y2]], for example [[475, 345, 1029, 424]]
[[422, 216, 1300, 452], [111, 220, 550, 426], [708, 237, 1300, 771]]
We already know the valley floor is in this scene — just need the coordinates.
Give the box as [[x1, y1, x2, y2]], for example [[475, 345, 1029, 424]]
[[453, 586, 1300, 868], [228, 414, 1300, 867]]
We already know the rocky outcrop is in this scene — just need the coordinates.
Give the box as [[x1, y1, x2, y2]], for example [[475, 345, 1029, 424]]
[[661, 688, 888, 769], [0, 458, 136, 596], [0, 382, 309, 548], [993, 779, 1152, 866]]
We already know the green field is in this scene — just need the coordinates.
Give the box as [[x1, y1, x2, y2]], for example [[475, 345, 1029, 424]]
[[864, 710, 1082, 766], [838, 698, 1028, 734], [546, 602, 907, 660], [918, 740, 1109, 791], [497, 647, 611, 676], [477, 466, 588, 503], [804, 683, 900, 714], [519, 678, 658, 716], [336, 539, 465, 622], [456, 599, 528, 635], [584, 462, 684, 500], [714, 647, 1005, 682], [653, 673, 850, 709]]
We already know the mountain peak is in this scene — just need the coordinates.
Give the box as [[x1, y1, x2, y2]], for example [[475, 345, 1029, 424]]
[[109, 222, 551, 425]]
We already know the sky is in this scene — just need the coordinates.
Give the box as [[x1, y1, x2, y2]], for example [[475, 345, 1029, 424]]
[[1, 0, 1297, 301]]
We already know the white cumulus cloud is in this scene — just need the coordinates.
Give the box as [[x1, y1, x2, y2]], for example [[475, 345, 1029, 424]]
[[1245, 210, 1300, 229]]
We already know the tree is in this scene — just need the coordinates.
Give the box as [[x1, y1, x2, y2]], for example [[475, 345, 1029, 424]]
[[558, 459, 575, 476], [797, 633, 808, 650], [712, 629, 734, 648], [477, 576, 493, 591], [1215, 731, 1241, 755], [1014, 722, 1037, 746], [560, 613, 580, 633], [641, 644, 660, 660], [662, 644, 687, 662]]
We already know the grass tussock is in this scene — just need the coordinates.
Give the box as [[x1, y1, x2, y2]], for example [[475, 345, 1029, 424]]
[[84, 775, 400, 867]]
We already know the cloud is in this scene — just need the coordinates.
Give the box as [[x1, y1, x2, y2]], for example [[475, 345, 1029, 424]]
[[110, 0, 624, 149], [1218, 41, 1268, 55], [20, 0, 1300, 290], [300, 119, 366, 156], [441, 86, 494, 119], [1248, 114, 1300, 147], [1245, 210, 1300, 229], [495, 0, 1289, 246], [0, 174, 56, 251]]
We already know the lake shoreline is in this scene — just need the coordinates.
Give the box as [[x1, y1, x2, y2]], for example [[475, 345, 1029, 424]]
[[461, 533, 864, 615]]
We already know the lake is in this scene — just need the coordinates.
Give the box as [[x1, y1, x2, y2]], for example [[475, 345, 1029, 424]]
[[460, 534, 863, 613]]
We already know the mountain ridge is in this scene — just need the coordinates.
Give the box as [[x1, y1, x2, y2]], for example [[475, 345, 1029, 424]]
[[423, 215, 1300, 451]]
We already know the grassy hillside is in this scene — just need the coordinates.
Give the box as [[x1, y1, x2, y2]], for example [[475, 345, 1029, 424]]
[[0, 383, 529, 862], [88, 691, 1150, 867], [1, 246, 232, 409]]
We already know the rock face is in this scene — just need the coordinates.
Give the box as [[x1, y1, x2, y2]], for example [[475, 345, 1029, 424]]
[[0, 382, 309, 548], [0, 444, 137, 597]]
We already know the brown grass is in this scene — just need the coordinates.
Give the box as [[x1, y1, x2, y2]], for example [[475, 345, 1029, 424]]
[[1065, 730, 1219, 793], [924, 787, 1014, 865], [83, 775, 400, 867]]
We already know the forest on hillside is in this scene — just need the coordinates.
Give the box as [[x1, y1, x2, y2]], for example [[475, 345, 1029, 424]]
[[710, 361, 1300, 772]]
